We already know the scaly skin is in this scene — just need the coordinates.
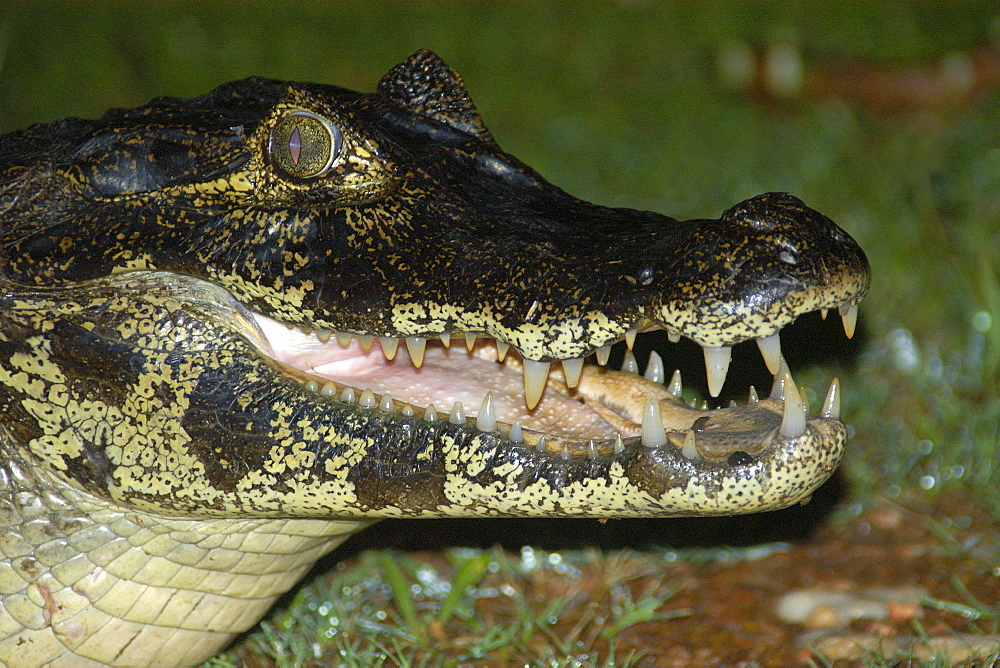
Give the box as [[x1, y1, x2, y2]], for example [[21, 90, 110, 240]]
[[0, 50, 869, 665]]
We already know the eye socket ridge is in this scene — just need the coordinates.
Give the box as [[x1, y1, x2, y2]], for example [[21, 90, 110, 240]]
[[268, 110, 343, 179]]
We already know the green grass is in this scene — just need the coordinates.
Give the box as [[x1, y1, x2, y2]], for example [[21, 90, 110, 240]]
[[1, 1, 998, 664]]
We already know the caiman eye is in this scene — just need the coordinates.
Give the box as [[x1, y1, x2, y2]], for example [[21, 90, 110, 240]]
[[268, 111, 342, 178]]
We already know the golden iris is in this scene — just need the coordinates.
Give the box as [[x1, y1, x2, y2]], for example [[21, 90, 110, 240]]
[[269, 111, 341, 178]]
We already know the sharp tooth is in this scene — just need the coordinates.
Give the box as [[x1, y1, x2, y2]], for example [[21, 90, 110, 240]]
[[756, 332, 782, 374], [423, 404, 438, 422], [560, 445, 570, 460], [779, 371, 806, 438], [358, 335, 374, 350], [536, 436, 547, 454], [320, 381, 337, 397], [465, 332, 478, 350], [840, 303, 858, 338], [641, 393, 668, 447], [562, 358, 584, 388], [820, 308, 829, 320], [770, 357, 790, 400], [702, 345, 732, 397], [644, 351, 664, 383], [379, 394, 395, 412], [496, 341, 510, 362], [595, 344, 612, 366], [476, 392, 496, 432], [380, 337, 400, 360], [449, 401, 465, 425], [682, 430, 699, 460], [622, 350, 639, 374], [614, 434, 625, 455], [406, 337, 427, 367], [625, 328, 638, 350], [510, 419, 524, 443], [340, 387, 356, 404], [587, 441, 598, 460], [668, 330, 681, 343], [358, 389, 376, 408], [748, 385, 759, 404], [440, 332, 451, 348], [728, 399, 737, 408], [316, 329, 332, 343], [821, 377, 841, 419], [401, 404, 416, 417], [304, 379, 319, 393], [668, 369, 683, 398], [336, 332, 352, 347], [522, 359, 550, 410]]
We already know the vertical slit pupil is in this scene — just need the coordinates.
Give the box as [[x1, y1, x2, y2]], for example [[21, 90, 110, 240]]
[[289, 128, 302, 165]]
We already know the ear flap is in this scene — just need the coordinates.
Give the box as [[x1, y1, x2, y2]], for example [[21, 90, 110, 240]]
[[377, 49, 494, 142]]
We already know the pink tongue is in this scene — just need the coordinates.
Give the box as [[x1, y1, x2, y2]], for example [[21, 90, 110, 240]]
[[255, 318, 619, 438]]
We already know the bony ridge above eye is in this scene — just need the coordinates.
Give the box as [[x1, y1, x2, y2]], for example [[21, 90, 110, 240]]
[[268, 110, 342, 178]]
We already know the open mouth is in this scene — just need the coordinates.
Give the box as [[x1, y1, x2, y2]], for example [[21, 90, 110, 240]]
[[250, 304, 858, 462]]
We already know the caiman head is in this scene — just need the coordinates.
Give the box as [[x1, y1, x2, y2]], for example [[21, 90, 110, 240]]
[[0, 50, 869, 519]]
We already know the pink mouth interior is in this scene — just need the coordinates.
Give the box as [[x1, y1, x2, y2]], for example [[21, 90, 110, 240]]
[[253, 315, 624, 439]]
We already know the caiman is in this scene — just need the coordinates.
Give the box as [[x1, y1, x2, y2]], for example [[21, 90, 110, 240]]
[[0, 50, 869, 665]]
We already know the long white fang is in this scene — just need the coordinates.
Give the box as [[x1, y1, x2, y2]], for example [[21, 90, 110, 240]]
[[379, 394, 395, 412], [406, 337, 427, 367], [622, 350, 639, 374], [465, 332, 477, 350], [822, 377, 841, 419], [562, 358, 584, 388], [423, 404, 438, 422], [682, 431, 699, 460], [625, 328, 638, 350], [779, 371, 806, 438], [614, 434, 625, 455], [522, 359, 550, 410], [336, 332, 352, 347], [668, 369, 683, 398], [496, 341, 510, 362], [449, 402, 465, 425], [440, 332, 451, 348], [358, 335, 374, 350], [840, 303, 859, 339], [359, 389, 376, 409], [644, 351, 664, 383], [756, 332, 782, 374], [476, 392, 496, 432], [641, 393, 668, 447], [703, 345, 732, 397], [510, 419, 524, 443], [380, 337, 400, 360], [595, 345, 612, 366], [770, 357, 790, 400]]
